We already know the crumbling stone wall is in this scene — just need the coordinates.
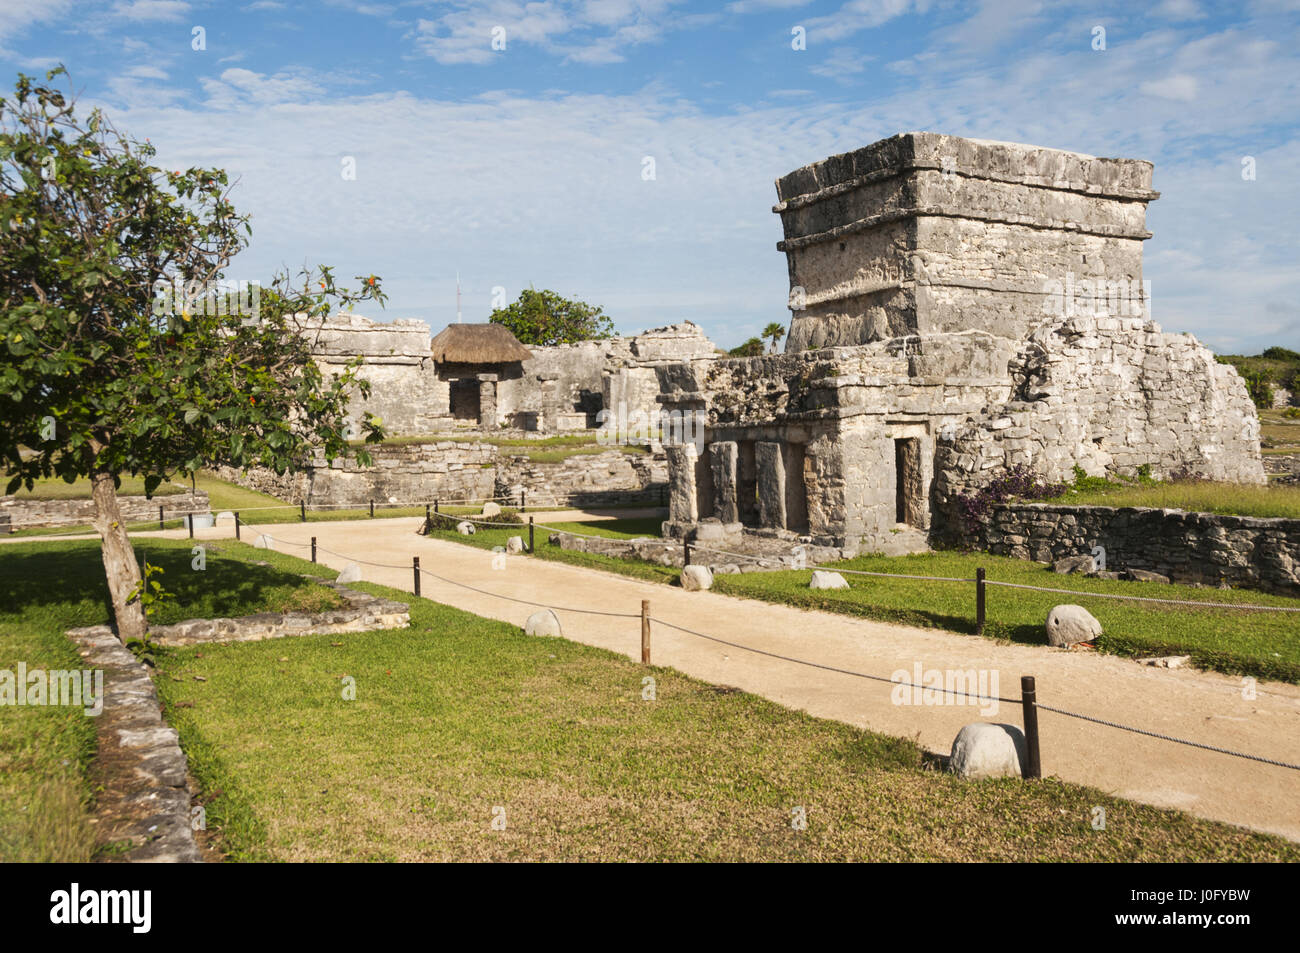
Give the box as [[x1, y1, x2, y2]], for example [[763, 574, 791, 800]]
[[961, 502, 1300, 596], [932, 314, 1266, 534], [1, 491, 210, 531]]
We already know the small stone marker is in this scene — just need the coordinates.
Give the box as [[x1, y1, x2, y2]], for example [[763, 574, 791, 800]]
[[524, 609, 562, 637], [189, 512, 215, 529], [457, 520, 475, 535], [506, 535, 524, 555], [1052, 554, 1095, 575], [482, 501, 501, 517], [215, 511, 235, 524], [949, 723, 1027, 779], [681, 564, 713, 591], [809, 570, 850, 590], [336, 562, 362, 584], [1045, 604, 1102, 647], [254, 534, 274, 549]]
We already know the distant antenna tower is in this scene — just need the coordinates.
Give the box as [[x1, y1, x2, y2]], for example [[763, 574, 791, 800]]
[[456, 271, 462, 324]]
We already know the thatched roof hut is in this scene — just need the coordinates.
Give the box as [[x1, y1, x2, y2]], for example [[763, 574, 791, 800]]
[[429, 323, 532, 364]]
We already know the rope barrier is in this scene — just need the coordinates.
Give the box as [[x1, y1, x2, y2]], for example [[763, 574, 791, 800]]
[[984, 579, 1300, 612]]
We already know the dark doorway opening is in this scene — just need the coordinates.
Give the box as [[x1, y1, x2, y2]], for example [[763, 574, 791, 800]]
[[450, 379, 480, 421], [895, 437, 923, 526]]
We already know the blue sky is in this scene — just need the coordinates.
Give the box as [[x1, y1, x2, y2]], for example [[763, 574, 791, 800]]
[[3, 0, 1299, 352]]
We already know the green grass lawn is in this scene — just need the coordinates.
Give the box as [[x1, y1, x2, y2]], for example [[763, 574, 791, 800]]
[[427, 522, 1300, 683], [152, 546, 1296, 861], [6, 474, 189, 500], [0, 538, 346, 861], [1052, 478, 1300, 519]]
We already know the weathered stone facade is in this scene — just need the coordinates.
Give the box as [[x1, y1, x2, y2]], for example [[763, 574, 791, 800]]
[[660, 133, 1265, 554], [964, 502, 1300, 596], [309, 314, 718, 436]]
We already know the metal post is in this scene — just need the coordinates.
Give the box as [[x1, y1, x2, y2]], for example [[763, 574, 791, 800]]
[[1020, 675, 1042, 780], [311, 536, 317, 563], [159, 505, 164, 530], [369, 499, 374, 518], [300, 501, 306, 522], [976, 566, 986, 636], [529, 516, 535, 553], [235, 513, 240, 541], [641, 599, 651, 664], [413, 556, 421, 597]]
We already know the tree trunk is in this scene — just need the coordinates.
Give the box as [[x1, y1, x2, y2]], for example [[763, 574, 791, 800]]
[[90, 470, 146, 644]]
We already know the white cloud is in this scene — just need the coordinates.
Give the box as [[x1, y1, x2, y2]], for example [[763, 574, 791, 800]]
[[1140, 73, 1199, 102], [0, 0, 77, 54], [1154, 0, 1206, 20], [808, 45, 871, 79], [112, 0, 191, 22], [802, 0, 919, 43]]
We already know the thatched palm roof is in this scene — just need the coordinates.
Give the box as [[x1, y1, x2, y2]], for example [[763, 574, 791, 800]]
[[429, 323, 532, 364]]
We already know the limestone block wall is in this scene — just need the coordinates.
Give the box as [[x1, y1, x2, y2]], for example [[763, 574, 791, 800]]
[[0, 491, 210, 531], [773, 132, 1157, 351], [933, 315, 1266, 527], [495, 448, 667, 507], [963, 503, 1300, 596]]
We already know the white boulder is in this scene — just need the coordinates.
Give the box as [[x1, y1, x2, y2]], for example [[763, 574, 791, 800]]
[[506, 535, 525, 555], [949, 723, 1027, 779], [524, 609, 562, 637], [809, 570, 850, 590], [482, 501, 502, 517], [253, 534, 274, 549], [336, 562, 362, 584], [681, 564, 714, 591], [1045, 604, 1102, 647], [456, 521, 476, 536], [214, 511, 235, 525]]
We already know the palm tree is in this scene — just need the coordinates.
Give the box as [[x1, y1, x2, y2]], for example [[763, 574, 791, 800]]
[[762, 322, 786, 354]]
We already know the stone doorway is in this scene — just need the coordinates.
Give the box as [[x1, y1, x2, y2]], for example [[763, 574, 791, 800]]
[[449, 379, 480, 421], [894, 437, 923, 526]]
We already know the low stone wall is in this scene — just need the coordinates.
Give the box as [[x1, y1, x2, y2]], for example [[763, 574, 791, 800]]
[[1, 490, 209, 532], [969, 503, 1300, 595], [547, 530, 843, 572], [496, 448, 667, 507], [148, 581, 410, 646]]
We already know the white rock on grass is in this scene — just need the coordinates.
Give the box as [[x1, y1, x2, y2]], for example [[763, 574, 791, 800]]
[[809, 570, 850, 590], [506, 535, 525, 555], [482, 501, 502, 517], [524, 609, 562, 637], [949, 723, 1027, 779], [1045, 604, 1102, 647], [336, 562, 362, 584], [681, 565, 713, 591], [215, 511, 235, 524], [457, 521, 476, 536], [253, 534, 274, 549]]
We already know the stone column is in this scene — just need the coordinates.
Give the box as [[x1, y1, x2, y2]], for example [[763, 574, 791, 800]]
[[477, 373, 498, 429], [756, 441, 787, 529], [665, 444, 699, 523], [709, 441, 739, 525]]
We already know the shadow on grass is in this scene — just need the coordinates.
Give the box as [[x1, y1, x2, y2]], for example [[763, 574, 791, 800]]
[[0, 540, 327, 628]]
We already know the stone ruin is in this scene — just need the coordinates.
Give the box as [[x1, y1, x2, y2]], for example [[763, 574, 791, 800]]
[[656, 132, 1265, 554]]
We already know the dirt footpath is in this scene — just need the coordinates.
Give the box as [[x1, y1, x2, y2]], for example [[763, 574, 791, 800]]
[[16, 516, 1300, 840]]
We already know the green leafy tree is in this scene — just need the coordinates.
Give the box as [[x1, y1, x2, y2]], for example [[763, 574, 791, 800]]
[[0, 69, 385, 643], [488, 286, 613, 346], [762, 321, 786, 354], [728, 337, 763, 357]]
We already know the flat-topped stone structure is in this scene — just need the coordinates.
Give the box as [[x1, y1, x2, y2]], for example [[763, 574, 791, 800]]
[[774, 132, 1158, 351]]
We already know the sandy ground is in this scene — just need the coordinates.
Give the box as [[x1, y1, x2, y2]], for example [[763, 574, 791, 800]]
[[11, 514, 1300, 840]]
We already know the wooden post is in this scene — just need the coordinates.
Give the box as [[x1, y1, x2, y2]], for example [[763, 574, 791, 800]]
[[413, 556, 421, 597], [187, 514, 194, 539], [641, 600, 651, 664], [311, 536, 317, 563], [683, 540, 691, 566], [434, 499, 440, 514], [520, 490, 526, 512], [975, 567, 986, 636], [369, 499, 374, 518], [528, 516, 535, 553], [425, 503, 430, 522], [234, 513, 240, 541], [1020, 675, 1042, 780], [158, 505, 164, 530], [300, 501, 306, 522]]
